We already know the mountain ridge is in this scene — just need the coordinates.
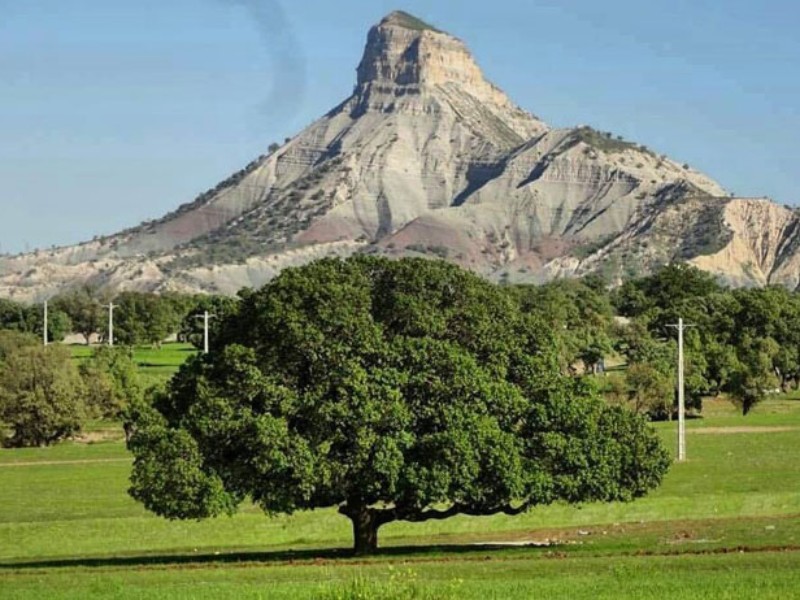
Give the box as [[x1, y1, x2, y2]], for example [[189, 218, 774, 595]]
[[0, 10, 796, 301]]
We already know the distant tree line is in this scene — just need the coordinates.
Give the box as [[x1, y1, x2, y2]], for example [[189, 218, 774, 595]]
[[0, 290, 240, 447], [0, 288, 239, 350], [0, 298, 71, 342], [0, 261, 796, 449], [611, 264, 800, 415], [508, 264, 800, 417]]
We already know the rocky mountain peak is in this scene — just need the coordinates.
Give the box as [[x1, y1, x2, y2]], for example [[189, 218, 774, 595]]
[[379, 10, 441, 32], [355, 10, 516, 109]]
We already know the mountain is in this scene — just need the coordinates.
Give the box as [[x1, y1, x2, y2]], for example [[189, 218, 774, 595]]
[[1, 10, 798, 301]]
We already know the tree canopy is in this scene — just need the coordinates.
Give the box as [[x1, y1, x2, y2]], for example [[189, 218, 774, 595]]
[[0, 344, 87, 447], [178, 295, 239, 351], [613, 265, 800, 415], [0, 298, 71, 343], [112, 292, 183, 347], [80, 346, 144, 420], [508, 278, 615, 375], [128, 257, 670, 554], [52, 286, 105, 344]]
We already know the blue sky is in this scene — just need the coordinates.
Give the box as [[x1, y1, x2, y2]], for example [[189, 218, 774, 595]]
[[1, 0, 798, 253]]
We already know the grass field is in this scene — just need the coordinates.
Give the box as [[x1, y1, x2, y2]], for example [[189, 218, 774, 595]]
[[70, 343, 197, 387], [1, 381, 799, 597]]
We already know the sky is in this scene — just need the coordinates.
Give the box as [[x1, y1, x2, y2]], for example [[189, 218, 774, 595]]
[[1, 0, 799, 254]]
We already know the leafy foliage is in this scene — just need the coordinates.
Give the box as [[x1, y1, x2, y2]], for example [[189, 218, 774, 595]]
[[614, 264, 800, 415], [509, 279, 615, 375], [0, 298, 71, 342], [0, 330, 38, 362], [80, 346, 144, 422], [128, 257, 669, 554], [0, 344, 87, 447], [625, 363, 674, 420], [112, 292, 183, 347], [178, 295, 240, 351], [52, 285, 105, 343]]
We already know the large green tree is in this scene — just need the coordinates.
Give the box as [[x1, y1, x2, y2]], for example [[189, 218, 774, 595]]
[[128, 258, 670, 554], [612, 263, 722, 320]]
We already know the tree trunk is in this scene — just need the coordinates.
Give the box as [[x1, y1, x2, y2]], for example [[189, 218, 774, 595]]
[[742, 397, 755, 416], [348, 505, 380, 555]]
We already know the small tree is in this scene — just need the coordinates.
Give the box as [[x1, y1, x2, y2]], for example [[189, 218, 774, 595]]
[[0, 345, 87, 447], [626, 363, 674, 420], [128, 258, 670, 555], [28, 304, 72, 343], [113, 292, 181, 347], [52, 286, 105, 344], [728, 336, 779, 415], [80, 346, 144, 435]]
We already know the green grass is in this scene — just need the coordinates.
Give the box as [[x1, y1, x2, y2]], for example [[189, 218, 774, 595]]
[[0, 397, 798, 597], [69, 342, 196, 387], [3, 553, 800, 599]]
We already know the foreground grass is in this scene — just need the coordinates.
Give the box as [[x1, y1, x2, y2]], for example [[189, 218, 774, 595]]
[[0, 396, 798, 597], [3, 551, 800, 599]]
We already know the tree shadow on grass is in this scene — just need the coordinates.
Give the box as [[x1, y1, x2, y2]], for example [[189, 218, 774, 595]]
[[0, 543, 553, 571]]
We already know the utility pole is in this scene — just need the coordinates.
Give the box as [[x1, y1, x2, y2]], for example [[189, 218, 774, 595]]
[[667, 318, 695, 462], [43, 300, 49, 346], [195, 311, 214, 354], [104, 303, 116, 347]]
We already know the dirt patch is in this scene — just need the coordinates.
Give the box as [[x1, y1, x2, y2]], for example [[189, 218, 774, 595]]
[[74, 430, 125, 444], [472, 540, 557, 548], [691, 426, 800, 435]]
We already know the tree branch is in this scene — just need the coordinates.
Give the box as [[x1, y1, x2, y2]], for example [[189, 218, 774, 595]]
[[338, 499, 536, 527], [375, 501, 535, 525]]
